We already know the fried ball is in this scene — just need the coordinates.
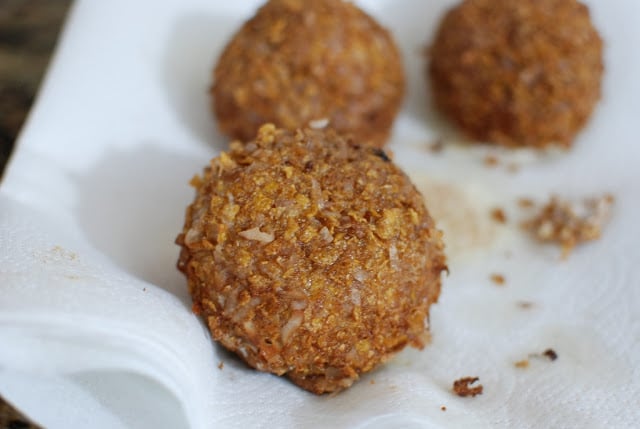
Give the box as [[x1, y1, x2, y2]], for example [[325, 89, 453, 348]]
[[176, 124, 446, 394], [428, 0, 603, 148], [212, 0, 405, 147]]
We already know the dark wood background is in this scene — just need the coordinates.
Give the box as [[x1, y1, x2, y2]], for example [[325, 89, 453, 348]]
[[0, 2, 71, 426], [0, 0, 71, 177]]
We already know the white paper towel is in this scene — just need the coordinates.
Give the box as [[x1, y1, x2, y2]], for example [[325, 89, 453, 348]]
[[1, 0, 639, 428]]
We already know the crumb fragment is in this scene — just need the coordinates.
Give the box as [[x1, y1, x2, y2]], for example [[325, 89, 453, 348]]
[[507, 163, 520, 173], [370, 379, 376, 385], [453, 376, 483, 397], [515, 348, 558, 368], [543, 348, 558, 361], [441, 405, 447, 411], [521, 194, 614, 258], [490, 273, 506, 286], [483, 155, 499, 167], [189, 174, 203, 188], [218, 361, 224, 370], [428, 139, 445, 153], [490, 207, 507, 224], [516, 301, 534, 309], [517, 198, 535, 208]]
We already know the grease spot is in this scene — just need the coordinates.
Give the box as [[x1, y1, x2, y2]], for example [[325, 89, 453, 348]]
[[413, 177, 504, 260]]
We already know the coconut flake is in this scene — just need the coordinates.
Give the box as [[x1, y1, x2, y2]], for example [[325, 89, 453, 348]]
[[319, 226, 333, 243], [350, 288, 361, 306], [184, 228, 202, 245], [389, 244, 399, 270], [281, 311, 304, 344], [239, 227, 275, 243], [353, 267, 368, 282], [309, 117, 329, 129], [243, 320, 256, 335], [291, 300, 308, 311], [216, 295, 226, 307], [238, 345, 249, 359]]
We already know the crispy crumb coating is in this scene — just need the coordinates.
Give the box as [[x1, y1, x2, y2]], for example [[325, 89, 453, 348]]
[[212, 0, 405, 147], [428, 0, 603, 148], [176, 124, 446, 394]]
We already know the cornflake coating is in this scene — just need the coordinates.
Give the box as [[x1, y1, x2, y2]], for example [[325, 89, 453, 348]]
[[428, 0, 603, 148], [176, 124, 447, 394], [212, 0, 405, 147]]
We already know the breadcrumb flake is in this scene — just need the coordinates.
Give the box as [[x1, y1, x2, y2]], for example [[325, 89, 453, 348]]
[[453, 376, 483, 397], [522, 194, 614, 258]]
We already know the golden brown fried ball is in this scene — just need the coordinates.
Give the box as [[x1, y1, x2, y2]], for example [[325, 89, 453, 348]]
[[176, 124, 446, 394], [212, 0, 405, 147], [428, 0, 603, 148]]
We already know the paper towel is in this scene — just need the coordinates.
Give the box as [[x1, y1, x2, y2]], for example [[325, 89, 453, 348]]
[[1, 0, 639, 427]]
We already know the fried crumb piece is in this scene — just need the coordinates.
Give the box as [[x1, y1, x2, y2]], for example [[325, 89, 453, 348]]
[[518, 198, 535, 208], [218, 361, 224, 370], [370, 379, 376, 385], [441, 405, 447, 411], [516, 301, 534, 309], [543, 348, 558, 361], [189, 174, 203, 188], [428, 139, 445, 153], [490, 273, 506, 285], [453, 377, 483, 397], [490, 207, 507, 223], [522, 194, 614, 258], [483, 155, 499, 167], [507, 163, 520, 173], [515, 348, 558, 368]]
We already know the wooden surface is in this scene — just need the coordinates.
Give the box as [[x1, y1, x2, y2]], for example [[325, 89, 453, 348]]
[[0, 0, 71, 177], [0, 2, 71, 426], [0, 395, 42, 429]]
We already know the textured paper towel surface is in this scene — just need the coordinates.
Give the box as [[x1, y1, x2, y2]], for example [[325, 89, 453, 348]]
[[1, 0, 639, 428]]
